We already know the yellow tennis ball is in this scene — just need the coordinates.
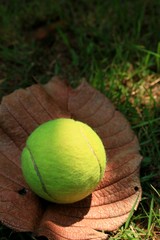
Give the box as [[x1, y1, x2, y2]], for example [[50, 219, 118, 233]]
[[21, 118, 106, 204]]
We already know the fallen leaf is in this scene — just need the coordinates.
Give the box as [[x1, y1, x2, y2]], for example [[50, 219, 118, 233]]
[[32, 21, 65, 40], [0, 77, 142, 240]]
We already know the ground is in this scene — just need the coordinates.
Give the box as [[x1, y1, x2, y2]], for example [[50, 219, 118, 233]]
[[0, 0, 160, 239]]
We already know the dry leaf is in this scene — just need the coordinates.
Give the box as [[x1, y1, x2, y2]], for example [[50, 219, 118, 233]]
[[0, 77, 142, 240]]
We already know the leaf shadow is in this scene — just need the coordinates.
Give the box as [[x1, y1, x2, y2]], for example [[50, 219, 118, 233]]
[[40, 194, 92, 227]]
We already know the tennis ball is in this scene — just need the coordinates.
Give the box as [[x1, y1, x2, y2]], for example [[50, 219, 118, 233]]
[[21, 118, 106, 204]]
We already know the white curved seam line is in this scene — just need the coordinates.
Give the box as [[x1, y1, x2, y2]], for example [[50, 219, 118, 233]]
[[78, 126, 102, 182], [26, 145, 52, 198]]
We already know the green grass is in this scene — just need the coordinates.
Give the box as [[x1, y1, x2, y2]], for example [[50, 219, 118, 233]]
[[0, 0, 160, 239]]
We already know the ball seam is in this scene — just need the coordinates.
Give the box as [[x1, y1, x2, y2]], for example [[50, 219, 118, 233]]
[[26, 145, 52, 199], [77, 124, 102, 182]]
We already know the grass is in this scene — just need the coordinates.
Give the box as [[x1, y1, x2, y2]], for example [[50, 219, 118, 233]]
[[0, 0, 160, 239]]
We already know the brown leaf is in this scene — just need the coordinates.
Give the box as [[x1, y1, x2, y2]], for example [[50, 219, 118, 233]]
[[0, 77, 142, 240], [32, 21, 65, 40]]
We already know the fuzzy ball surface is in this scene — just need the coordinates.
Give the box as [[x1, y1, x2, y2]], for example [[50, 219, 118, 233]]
[[21, 118, 106, 204]]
